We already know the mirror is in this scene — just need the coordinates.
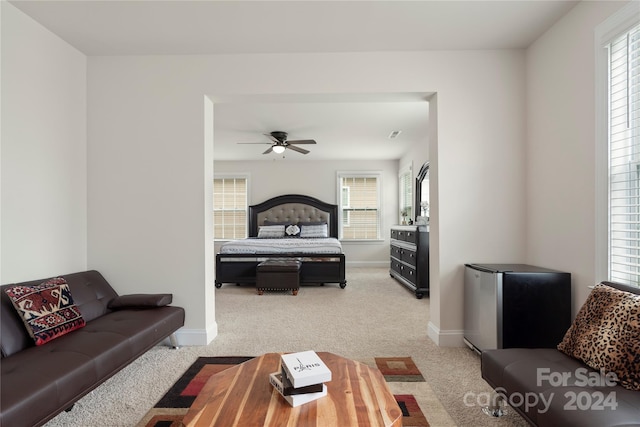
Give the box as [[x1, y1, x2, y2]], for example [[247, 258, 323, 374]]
[[415, 162, 429, 223]]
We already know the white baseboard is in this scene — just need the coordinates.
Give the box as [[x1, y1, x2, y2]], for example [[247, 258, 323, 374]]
[[173, 321, 218, 346], [427, 321, 465, 347], [346, 260, 389, 268]]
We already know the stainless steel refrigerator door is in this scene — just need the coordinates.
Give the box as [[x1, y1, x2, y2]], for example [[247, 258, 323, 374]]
[[464, 266, 501, 351]]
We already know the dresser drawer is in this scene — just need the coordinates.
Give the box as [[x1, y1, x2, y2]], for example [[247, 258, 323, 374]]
[[390, 245, 402, 259], [402, 265, 417, 285], [390, 229, 399, 240], [390, 259, 403, 275], [401, 248, 417, 266], [403, 229, 418, 244]]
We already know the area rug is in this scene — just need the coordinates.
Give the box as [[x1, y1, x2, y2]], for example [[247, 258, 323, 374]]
[[137, 356, 435, 427]]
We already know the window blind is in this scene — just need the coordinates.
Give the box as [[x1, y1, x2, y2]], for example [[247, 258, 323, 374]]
[[609, 23, 640, 285], [339, 175, 380, 240], [213, 177, 247, 239]]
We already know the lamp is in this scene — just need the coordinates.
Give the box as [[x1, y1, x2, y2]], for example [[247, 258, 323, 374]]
[[272, 145, 286, 154]]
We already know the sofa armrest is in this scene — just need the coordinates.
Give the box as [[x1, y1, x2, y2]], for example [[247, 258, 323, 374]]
[[108, 294, 172, 309]]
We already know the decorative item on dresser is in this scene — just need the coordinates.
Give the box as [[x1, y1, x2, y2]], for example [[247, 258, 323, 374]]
[[389, 225, 429, 299]]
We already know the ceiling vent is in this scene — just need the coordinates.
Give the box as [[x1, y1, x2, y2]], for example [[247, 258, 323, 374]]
[[388, 130, 402, 139]]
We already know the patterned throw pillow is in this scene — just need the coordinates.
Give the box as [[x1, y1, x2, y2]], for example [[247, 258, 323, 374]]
[[285, 224, 300, 237], [299, 223, 328, 238], [257, 225, 285, 238], [4, 278, 86, 345], [557, 283, 640, 391]]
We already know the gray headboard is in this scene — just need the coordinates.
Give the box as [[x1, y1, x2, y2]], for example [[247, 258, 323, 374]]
[[248, 194, 338, 238]]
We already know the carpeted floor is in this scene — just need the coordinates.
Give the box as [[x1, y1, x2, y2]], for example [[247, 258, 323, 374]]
[[44, 267, 527, 427], [136, 355, 433, 427]]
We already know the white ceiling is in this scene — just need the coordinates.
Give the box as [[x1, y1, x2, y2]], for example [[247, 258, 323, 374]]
[[9, 0, 579, 160], [213, 94, 432, 160]]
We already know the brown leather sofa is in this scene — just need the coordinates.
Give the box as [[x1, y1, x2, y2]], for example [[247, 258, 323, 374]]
[[0, 270, 185, 427], [482, 281, 640, 426]]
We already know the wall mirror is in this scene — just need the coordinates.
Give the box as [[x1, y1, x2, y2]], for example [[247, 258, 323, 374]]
[[415, 162, 429, 223]]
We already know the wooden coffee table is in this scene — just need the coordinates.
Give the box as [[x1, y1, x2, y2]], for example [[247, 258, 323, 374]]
[[182, 352, 402, 427]]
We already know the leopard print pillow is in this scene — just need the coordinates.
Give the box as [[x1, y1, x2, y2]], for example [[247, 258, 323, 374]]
[[557, 283, 640, 391]]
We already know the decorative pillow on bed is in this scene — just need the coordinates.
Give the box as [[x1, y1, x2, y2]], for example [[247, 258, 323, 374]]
[[298, 221, 327, 226], [264, 220, 291, 226], [557, 283, 640, 391], [285, 224, 301, 237], [4, 278, 86, 345], [257, 225, 286, 238], [299, 223, 328, 238]]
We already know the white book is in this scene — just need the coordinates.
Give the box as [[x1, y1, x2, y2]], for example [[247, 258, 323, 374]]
[[280, 350, 332, 388], [269, 372, 327, 407]]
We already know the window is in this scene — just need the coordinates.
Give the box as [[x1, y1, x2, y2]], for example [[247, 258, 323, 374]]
[[399, 164, 413, 223], [213, 176, 248, 240], [338, 172, 381, 240], [599, 14, 640, 286]]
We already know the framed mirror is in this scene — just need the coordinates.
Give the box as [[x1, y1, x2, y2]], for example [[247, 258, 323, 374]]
[[415, 162, 429, 223]]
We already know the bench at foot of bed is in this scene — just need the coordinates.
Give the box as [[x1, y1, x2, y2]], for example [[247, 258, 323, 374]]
[[256, 259, 301, 295]]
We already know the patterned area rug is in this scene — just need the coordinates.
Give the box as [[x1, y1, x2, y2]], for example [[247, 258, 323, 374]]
[[137, 356, 431, 427]]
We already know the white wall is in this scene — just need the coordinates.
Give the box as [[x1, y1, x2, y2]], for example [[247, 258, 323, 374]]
[[1, 3, 87, 283], [525, 1, 630, 316], [87, 50, 526, 346], [400, 98, 429, 191], [214, 159, 398, 265]]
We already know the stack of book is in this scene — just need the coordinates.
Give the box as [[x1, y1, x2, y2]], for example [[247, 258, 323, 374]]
[[269, 350, 332, 407]]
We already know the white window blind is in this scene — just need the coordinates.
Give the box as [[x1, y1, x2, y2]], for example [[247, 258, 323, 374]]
[[213, 177, 247, 240], [399, 167, 412, 222], [609, 23, 640, 286], [338, 173, 381, 240]]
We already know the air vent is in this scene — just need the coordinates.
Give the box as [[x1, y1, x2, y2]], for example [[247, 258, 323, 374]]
[[388, 130, 402, 139]]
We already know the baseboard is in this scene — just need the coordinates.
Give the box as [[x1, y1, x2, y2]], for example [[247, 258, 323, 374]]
[[427, 321, 465, 347], [173, 322, 218, 346], [346, 260, 389, 268]]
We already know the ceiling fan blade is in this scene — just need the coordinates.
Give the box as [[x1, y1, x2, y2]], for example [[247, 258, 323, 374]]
[[262, 146, 274, 154], [237, 142, 272, 144], [287, 145, 310, 154], [264, 133, 280, 144], [287, 139, 317, 145]]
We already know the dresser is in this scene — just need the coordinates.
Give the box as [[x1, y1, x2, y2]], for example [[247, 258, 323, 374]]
[[389, 225, 429, 299]]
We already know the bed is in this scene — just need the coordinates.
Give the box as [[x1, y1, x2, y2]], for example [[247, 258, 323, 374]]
[[215, 194, 347, 289]]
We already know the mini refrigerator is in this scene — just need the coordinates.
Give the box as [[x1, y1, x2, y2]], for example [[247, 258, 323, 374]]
[[463, 263, 571, 353]]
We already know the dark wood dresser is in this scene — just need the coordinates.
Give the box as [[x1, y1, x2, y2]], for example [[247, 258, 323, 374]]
[[389, 225, 429, 299]]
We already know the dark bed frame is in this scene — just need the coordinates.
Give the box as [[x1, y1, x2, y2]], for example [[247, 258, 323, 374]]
[[214, 194, 347, 289]]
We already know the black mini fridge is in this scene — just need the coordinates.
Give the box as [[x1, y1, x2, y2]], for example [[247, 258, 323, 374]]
[[463, 263, 571, 353]]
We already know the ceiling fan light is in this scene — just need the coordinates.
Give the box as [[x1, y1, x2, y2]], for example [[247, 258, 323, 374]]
[[272, 145, 286, 154]]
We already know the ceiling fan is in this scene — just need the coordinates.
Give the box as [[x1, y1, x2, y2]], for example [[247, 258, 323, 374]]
[[238, 131, 317, 155]]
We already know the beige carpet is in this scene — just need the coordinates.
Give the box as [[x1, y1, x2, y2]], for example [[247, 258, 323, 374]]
[[44, 267, 527, 427]]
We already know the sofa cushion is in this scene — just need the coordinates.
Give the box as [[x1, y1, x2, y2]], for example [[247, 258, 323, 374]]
[[108, 293, 172, 309], [557, 283, 640, 391], [4, 278, 85, 345], [482, 348, 640, 426]]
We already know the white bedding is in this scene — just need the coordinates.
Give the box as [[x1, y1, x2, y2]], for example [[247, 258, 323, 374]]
[[220, 237, 343, 254]]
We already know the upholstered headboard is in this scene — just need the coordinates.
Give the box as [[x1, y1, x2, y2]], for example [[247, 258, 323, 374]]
[[248, 194, 339, 238]]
